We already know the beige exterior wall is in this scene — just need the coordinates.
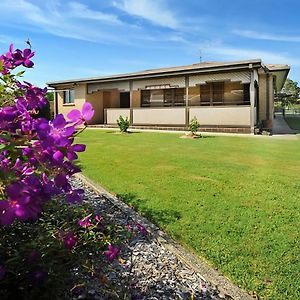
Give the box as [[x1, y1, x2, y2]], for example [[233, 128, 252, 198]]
[[106, 108, 130, 124], [189, 106, 251, 126], [132, 90, 141, 107], [258, 73, 274, 127], [133, 107, 186, 125], [56, 83, 86, 117], [86, 91, 103, 124]]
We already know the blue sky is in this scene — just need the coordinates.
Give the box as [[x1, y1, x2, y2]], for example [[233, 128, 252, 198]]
[[1, 0, 300, 87]]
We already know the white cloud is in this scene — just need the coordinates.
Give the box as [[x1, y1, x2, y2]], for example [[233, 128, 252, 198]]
[[113, 0, 179, 29], [233, 29, 300, 43], [193, 40, 300, 66], [0, 0, 143, 44], [68, 2, 122, 24]]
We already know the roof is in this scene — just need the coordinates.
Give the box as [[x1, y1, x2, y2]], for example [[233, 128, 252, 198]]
[[265, 64, 290, 72], [47, 59, 265, 86]]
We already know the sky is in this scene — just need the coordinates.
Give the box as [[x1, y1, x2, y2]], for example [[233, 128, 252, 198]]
[[1, 0, 300, 87]]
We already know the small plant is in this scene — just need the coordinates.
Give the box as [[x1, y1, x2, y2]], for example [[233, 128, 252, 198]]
[[117, 115, 130, 132], [189, 116, 200, 135]]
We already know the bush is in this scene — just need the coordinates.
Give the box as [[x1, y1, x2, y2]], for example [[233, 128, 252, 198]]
[[189, 116, 200, 135], [117, 115, 130, 132], [0, 199, 135, 299], [0, 43, 143, 299]]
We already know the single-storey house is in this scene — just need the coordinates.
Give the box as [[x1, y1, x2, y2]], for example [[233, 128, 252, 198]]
[[47, 59, 290, 133]]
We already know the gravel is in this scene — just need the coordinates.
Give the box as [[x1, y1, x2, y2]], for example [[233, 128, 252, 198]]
[[70, 178, 225, 300]]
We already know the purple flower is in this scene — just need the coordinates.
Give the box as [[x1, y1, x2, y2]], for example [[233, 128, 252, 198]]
[[27, 250, 41, 262], [62, 231, 78, 250], [66, 189, 84, 204], [0, 43, 90, 228], [67, 102, 94, 125], [136, 223, 148, 235], [78, 215, 92, 228], [95, 214, 103, 223], [12, 48, 34, 68], [104, 244, 120, 262], [29, 268, 48, 285], [126, 223, 134, 232], [0, 266, 6, 280]]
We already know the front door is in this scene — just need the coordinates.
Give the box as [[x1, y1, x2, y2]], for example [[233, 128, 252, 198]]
[[120, 92, 130, 108]]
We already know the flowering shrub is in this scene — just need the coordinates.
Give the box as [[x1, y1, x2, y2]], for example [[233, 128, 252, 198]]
[[0, 43, 94, 226], [0, 200, 134, 299], [0, 44, 145, 299]]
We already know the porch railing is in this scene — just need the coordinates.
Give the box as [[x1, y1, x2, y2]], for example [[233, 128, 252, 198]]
[[104, 106, 251, 127]]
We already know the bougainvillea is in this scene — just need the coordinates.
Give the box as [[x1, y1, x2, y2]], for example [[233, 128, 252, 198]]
[[0, 43, 95, 226]]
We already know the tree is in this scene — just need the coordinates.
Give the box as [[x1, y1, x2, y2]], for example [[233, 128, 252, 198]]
[[281, 78, 300, 108]]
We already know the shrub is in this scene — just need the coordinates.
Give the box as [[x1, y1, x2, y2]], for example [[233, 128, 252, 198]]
[[189, 116, 200, 135], [0, 43, 143, 299], [117, 115, 130, 132]]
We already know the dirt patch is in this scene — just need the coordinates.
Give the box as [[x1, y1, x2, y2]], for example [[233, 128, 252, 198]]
[[180, 133, 202, 139]]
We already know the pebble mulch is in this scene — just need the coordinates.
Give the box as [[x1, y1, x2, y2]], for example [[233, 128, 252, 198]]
[[71, 178, 225, 300]]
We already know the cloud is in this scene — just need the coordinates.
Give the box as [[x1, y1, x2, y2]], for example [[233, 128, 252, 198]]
[[0, 0, 130, 43], [194, 40, 300, 66], [113, 0, 179, 29], [68, 2, 122, 24], [233, 29, 300, 43]]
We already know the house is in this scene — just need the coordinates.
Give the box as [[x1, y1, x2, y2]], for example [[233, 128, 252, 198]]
[[47, 59, 290, 133]]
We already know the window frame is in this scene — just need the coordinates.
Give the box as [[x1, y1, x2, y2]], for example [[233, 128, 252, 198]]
[[63, 89, 75, 104]]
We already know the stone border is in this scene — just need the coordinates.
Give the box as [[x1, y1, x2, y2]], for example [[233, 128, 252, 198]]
[[76, 173, 255, 300]]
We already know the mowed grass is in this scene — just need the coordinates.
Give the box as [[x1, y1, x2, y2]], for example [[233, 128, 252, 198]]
[[77, 130, 300, 299]]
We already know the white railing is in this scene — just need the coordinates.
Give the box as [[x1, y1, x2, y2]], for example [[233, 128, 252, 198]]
[[105, 106, 251, 127], [189, 106, 251, 126], [133, 107, 186, 125], [105, 108, 130, 124]]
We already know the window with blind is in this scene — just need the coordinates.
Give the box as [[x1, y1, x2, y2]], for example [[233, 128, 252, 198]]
[[198, 82, 250, 106], [141, 88, 185, 107]]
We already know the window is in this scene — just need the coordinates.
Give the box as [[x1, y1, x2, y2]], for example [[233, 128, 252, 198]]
[[141, 88, 185, 107], [63, 90, 75, 104], [141, 90, 150, 106], [243, 83, 250, 104], [199, 82, 249, 106], [200, 84, 211, 105], [212, 82, 224, 104]]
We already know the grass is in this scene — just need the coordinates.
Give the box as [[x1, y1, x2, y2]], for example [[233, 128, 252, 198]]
[[284, 115, 300, 130], [77, 129, 300, 299]]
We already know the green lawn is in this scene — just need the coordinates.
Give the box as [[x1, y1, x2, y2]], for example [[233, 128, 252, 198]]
[[285, 115, 300, 130], [77, 130, 300, 299]]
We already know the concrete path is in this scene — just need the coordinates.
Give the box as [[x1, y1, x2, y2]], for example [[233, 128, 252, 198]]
[[89, 126, 299, 140], [273, 114, 298, 135]]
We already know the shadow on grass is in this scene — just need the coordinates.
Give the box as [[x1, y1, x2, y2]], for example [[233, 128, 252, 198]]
[[117, 192, 181, 226]]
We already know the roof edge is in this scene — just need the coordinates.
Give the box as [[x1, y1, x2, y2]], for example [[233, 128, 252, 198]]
[[47, 59, 263, 87]]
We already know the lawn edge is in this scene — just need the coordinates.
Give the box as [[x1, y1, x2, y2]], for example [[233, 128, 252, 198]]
[[75, 173, 255, 300]]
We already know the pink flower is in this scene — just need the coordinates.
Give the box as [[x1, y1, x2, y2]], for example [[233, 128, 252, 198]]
[[136, 223, 147, 235], [95, 214, 103, 223], [62, 231, 78, 250], [104, 244, 120, 262], [67, 102, 94, 125], [78, 215, 92, 228]]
